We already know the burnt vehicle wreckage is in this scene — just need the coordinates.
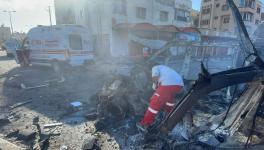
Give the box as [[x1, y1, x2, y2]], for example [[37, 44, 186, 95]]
[[84, 0, 264, 149], [155, 0, 264, 147], [95, 0, 264, 148]]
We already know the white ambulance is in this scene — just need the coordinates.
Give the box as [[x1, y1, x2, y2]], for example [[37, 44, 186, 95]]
[[26, 25, 94, 66]]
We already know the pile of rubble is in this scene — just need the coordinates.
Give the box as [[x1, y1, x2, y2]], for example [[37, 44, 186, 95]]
[[89, 71, 264, 149], [1, 56, 264, 149]]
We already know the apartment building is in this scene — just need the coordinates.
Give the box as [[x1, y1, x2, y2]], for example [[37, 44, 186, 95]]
[[261, 12, 264, 21], [199, 0, 262, 34], [174, 0, 192, 27], [54, 0, 192, 57], [0, 25, 11, 46], [191, 9, 200, 27]]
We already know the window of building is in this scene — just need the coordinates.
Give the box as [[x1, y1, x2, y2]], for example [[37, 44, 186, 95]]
[[136, 7, 146, 19], [202, 6, 211, 14], [216, 4, 220, 8], [204, 0, 211, 2], [201, 19, 210, 25], [160, 11, 169, 22], [239, 0, 246, 7], [223, 15, 230, 23], [69, 34, 82, 50], [257, 7, 261, 14], [214, 16, 219, 19], [241, 12, 254, 21], [156, 0, 174, 6], [239, 0, 256, 8], [222, 4, 229, 11], [175, 8, 190, 22], [113, 0, 127, 15], [256, 19, 260, 24]]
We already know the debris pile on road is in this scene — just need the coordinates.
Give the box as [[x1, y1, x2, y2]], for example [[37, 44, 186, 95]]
[[1, 51, 264, 149], [94, 75, 151, 120]]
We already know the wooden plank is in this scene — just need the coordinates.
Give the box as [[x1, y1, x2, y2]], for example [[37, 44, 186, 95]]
[[228, 85, 263, 135], [10, 100, 32, 109], [210, 83, 258, 124], [43, 123, 63, 128], [210, 83, 264, 135]]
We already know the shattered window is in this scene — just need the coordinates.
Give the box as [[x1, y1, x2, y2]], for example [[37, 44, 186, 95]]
[[69, 34, 83, 50]]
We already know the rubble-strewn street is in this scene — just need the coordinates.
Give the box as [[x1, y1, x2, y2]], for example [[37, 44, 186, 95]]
[[0, 51, 133, 149], [1, 48, 264, 150]]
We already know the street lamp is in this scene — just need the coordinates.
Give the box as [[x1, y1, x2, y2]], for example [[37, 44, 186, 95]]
[[3, 10, 16, 35]]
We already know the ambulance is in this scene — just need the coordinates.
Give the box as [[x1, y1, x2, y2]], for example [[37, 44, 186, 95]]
[[26, 25, 94, 66]]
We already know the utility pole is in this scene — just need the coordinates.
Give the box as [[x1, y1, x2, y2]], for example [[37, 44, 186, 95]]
[[3, 10, 16, 34], [152, 0, 154, 24], [48, 6, 53, 26]]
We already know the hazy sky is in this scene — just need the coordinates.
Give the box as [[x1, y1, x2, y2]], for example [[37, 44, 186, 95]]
[[0, 0, 56, 32], [0, 0, 262, 33]]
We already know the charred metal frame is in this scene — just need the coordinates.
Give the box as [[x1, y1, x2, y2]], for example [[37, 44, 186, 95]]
[[160, 62, 264, 132], [158, 0, 264, 133]]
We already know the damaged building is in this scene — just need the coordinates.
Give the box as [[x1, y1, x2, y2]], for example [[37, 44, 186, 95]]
[[54, 0, 192, 57], [54, 0, 243, 81]]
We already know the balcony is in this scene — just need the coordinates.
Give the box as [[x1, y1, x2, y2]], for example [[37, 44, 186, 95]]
[[241, 12, 254, 23], [238, 0, 256, 9], [155, 0, 174, 6], [201, 14, 211, 20], [239, 7, 257, 14], [175, 0, 192, 9]]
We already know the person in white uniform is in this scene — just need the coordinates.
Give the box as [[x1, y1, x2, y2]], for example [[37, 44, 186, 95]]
[[137, 64, 184, 131]]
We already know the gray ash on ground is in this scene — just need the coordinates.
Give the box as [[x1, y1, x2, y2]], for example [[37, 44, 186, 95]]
[[1, 51, 264, 149]]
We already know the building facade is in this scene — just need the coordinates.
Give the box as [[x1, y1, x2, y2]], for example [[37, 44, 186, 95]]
[[0, 25, 11, 45], [174, 0, 192, 27], [191, 9, 200, 27], [199, 0, 262, 34], [54, 0, 192, 57], [261, 12, 264, 21]]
